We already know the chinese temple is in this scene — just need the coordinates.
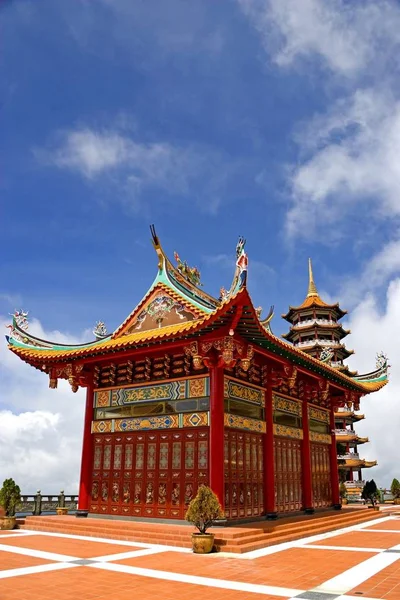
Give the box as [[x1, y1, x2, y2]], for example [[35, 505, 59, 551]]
[[282, 260, 386, 499], [7, 229, 388, 521]]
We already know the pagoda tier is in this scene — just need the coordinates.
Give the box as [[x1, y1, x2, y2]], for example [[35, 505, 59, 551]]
[[282, 259, 356, 374], [6, 227, 388, 521]]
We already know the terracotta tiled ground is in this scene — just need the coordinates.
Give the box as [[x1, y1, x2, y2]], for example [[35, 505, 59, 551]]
[[115, 546, 374, 589], [0, 549, 53, 571], [0, 534, 142, 558], [0, 567, 284, 600], [0, 514, 399, 600], [310, 531, 400, 549]]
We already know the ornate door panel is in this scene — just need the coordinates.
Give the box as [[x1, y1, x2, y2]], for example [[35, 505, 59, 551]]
[[224, 430, 263, 519], [90, 429, 209, 519], [274, 438, 302, 513], [311, 443, 331, 508]]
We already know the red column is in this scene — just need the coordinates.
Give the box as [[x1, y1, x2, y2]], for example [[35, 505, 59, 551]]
[[209, 363, 225, 509], [263, 383, 277, 518], [301, 401, 314, 513], [77, 382, 94, 516], [329, 408, 341, 509]]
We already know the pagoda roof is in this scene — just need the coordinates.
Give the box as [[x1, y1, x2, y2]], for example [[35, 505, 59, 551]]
[[338, 458, 377, 469], [6, 230, 389, 395], [282, 323, 351, 342], [335, 411, 365, 422], [282, 259, 347, 321]]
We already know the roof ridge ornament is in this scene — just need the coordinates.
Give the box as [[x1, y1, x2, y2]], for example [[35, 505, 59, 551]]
[[93, 321, 108, 340], [226, 236, 249, 298], [173, 251, 202, 287]]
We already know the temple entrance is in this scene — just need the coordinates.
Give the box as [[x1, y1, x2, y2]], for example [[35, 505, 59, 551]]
[[311, 443, 332, 508], [90, 429, 209, 519], [274, 438, 302, 513], [224, 430, 264, 519]]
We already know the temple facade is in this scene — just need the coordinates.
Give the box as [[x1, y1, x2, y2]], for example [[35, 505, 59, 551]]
[[282, 260, 384, 498], [7, 230, 388, 521]]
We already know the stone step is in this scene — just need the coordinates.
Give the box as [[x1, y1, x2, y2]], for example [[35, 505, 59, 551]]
[[21, 509, 382, 554]]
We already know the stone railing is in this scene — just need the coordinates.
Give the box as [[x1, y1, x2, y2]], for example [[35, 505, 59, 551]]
[[295, 319, 336, 328], [335, 429, 356, 436], [337, 453, 360, 460], [17, 491, 78, 515], [296, 340, 340, 348], [345, 481, 365, 488]]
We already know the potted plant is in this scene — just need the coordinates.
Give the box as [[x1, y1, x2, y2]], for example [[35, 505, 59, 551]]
[[340, 482, 348, 505], [185, 485, 224, 554], [362, 480, 380, 510], [56, 506, 69, 515], [391, 478, 400, 505], [0, 478, 21, 530]]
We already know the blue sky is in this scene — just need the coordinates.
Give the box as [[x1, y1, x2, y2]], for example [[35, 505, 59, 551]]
[[2, 0, 400, 490]]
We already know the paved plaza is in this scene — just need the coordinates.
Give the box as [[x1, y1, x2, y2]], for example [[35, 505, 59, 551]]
[[0, 513, 400, 600]]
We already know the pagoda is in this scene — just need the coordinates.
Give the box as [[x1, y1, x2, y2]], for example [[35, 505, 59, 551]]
[[282, 260, 385, 498], [7, 229, 388, 521]]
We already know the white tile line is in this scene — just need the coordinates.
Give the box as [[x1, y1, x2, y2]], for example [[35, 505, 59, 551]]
[[0, 542, 78, 562], [337, 596, 382, 600], [359, 528, 400, 533], [89, 560, 304, 598], [30, 529, 192, 553], [0, 531, 37, 538], [95, 548, 166, 562], [301, 544, 384, 553], [0, 562, 78, 580], [311, 541, 400, 596]]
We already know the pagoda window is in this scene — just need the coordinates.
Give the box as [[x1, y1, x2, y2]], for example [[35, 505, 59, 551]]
[[94, 397, 210, 420], [309, 418, 330, 434], [273, 409, 302, 429], [224, 398, 264, 420]]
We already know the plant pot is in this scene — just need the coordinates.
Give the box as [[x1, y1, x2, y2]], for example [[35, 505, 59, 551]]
[[191, 533, 215, 554], [56, 507, 68, 516], [0, 516, 16, 530], [341, 498, 348, 505], [394, 499, 400, 505]]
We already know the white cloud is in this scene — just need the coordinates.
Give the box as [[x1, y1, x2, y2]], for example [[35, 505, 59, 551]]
[[345, 279, 400, 486], [239, 0, 400, 76], [0, 316, 86, 493], [35, 127, 230, 214], [285, 89, 400, 240]]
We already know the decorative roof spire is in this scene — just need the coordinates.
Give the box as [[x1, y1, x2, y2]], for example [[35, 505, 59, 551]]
[[307, 258, 319, 298]]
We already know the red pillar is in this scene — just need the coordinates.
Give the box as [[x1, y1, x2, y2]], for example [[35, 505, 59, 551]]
[[329, 408, 341, 509], [263, 383, 277, 518], [209, 363, 225, 509], [77, 382, 94, 516], [301, 400, 314, 513]]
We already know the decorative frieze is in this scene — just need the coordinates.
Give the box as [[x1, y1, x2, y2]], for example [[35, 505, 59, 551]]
[[308, 405, 330, 423], [224, 377, 265, 406], [272, 394, 301, 416], [310, 431, 332, 444], [94, 376, 209, 408], [273, 424, 304, 440], [224, 413, 266, 433], [91, 411, 209, 434]]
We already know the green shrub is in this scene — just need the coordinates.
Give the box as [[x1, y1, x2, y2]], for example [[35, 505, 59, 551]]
[[0, 478, 21, 517], [185, 485, 224, 534], [390, 478, 400, 499], [361, 480, 378, 506], [339, 482, 347, 499]]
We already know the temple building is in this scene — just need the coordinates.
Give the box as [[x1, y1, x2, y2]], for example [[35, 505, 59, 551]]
[[282, 260, 384, 499], [7, 229, 388, 521]]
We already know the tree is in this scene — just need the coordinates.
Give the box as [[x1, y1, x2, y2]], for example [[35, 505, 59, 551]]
[[0, 478, 21, 517], [390, 478, 400, 500], [361, 480, 378, 506], [339, 482, 347, 499], [185, 485, 224, 534]]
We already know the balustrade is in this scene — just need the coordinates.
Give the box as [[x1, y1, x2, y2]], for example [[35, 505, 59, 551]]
[[16, 491, 78, 515]]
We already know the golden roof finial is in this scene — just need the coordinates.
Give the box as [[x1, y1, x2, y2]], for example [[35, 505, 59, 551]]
[[307, 258, 319, 297]]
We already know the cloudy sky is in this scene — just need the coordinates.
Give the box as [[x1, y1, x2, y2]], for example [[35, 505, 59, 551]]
[[1, 0, 400, 493]]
